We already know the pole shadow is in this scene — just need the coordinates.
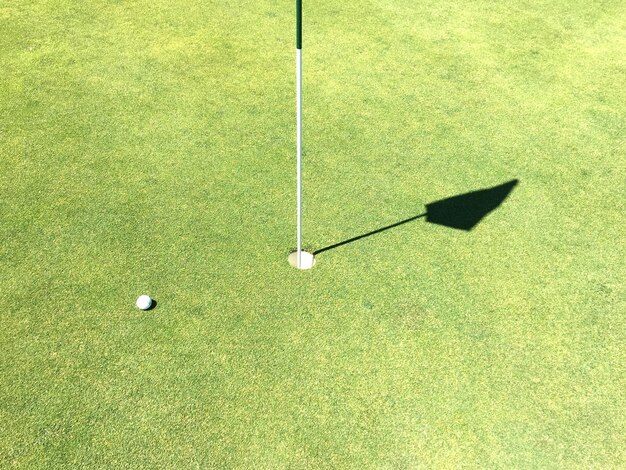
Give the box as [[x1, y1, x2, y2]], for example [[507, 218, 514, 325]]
[[314, 179, 519, 255]]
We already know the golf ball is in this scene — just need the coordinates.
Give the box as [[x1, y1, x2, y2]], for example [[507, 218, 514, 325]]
[[136, 295, 153, 310]]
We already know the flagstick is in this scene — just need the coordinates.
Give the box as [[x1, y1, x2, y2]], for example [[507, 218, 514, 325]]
[[296, 0, 303, 269], [287, 1, 315, 269]]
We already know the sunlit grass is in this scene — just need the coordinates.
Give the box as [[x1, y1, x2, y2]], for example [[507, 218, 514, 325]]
[[1, 0, 625, 467]]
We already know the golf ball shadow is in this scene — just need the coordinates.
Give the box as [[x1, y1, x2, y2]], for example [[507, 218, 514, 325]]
[[145, 299, 157, 310]]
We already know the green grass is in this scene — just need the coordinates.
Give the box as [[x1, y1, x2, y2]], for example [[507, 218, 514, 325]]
[[1, 0, 625, 467]]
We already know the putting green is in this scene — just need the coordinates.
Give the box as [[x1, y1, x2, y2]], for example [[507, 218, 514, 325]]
[[1, 0, 624, 467]]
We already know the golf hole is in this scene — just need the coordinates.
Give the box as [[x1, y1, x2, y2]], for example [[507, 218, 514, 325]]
[[288, 251, 315, 270]]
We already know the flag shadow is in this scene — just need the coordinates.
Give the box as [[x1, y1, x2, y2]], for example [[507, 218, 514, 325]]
[[314, 179, 519, 255]]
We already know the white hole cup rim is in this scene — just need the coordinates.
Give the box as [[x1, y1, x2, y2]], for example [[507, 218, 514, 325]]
[[288, 251, 315, 270]]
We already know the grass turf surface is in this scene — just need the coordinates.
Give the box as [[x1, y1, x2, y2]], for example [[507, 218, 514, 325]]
[[1, 0, 625, 467]]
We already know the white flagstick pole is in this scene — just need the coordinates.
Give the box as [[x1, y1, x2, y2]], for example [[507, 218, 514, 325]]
[[296, 0, 303, 269], [288, 1, 314, 270]]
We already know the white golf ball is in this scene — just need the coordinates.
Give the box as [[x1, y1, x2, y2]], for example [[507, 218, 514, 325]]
[[136, 295, 153, 310]]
